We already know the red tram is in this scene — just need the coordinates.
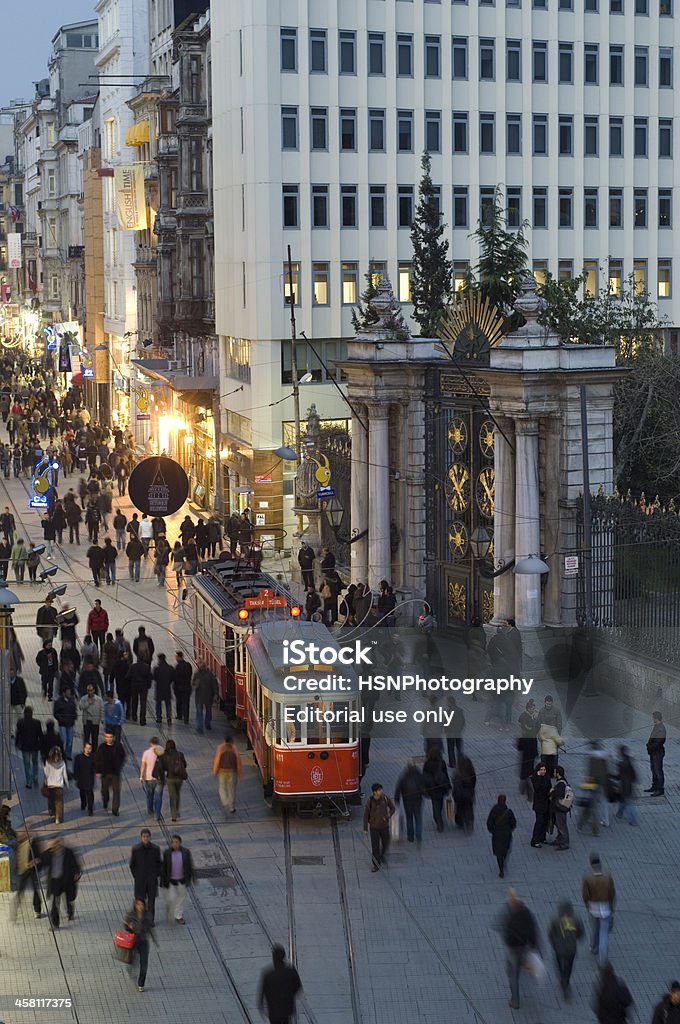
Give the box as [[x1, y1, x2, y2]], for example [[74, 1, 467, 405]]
[[190, 563, 361, 813]]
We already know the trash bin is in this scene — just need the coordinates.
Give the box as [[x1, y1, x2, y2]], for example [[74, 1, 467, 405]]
[[0, 845, 10, 893]]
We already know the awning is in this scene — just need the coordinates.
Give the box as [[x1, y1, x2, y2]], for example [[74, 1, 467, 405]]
[[131, 358, 218, 396], [177, 389, 214, 407], [125, 120, 150, 147]]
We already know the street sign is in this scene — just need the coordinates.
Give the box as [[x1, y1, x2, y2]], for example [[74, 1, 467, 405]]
[[564, 555, 579, 577], [317, 486, 335, 498], [255, 513, 266, 526], [255, 474, 272, 483], [244, 588, 288, 609], [28, 494, 49, 510]]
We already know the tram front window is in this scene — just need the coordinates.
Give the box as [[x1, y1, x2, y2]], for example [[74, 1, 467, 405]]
[[304, 702, 326, 744], [328, 700, 352, 744], [281, 704, 300, 744]]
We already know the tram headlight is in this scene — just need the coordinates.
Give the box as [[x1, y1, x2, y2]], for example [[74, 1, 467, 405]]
[[238, 608, 249, 620], [290, 606, 301, 618]]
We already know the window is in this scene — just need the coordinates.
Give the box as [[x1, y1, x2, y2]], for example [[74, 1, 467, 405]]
[[533, 114, 548, 154], [190, 138, 203, 190], [282, 185, 299, 228], [453, 112, 468, 153], [507, 187, 522, 227], [339, 31, 356, 74], [660, 48, 673, 86], [341, 185, 357, 228], [559, 188, 573, 227], [370, 185, 386, 227], [533, 42, 548, 82], [558, 260, 573, 282], [453, 262, 469, 292], [480, 113, 495, 153], [480, 39, 495, 80], [584, 188, 598, 227], [310, 29, 327, 72], [609, 188, 623, 227], [311, 108, 328, 150], [636, 0, 648, 10], [368, 33, 385, 75], [559, 115, 573, 155], [453, 187, 468, 227], [659, 259, 672, 297], [397, 110, 414, 152], [610, 45, 624, 84], [189, 55, 203, 103], [611, 0, 623, 9], [661, 0, 673, 14], [533, 187, 547, 227], [369, 110, 385, 152], [560, 0, 573, 8], [425, 35, 441, 77], [340, 108, 357, 151], [533, 261, 548, 288], [659, 119, 673, 157], [189, 239, 204, 298], [341, 263, 358, 304], [583, 261, 598, 296], [281, 28, 297, 71], [50, 274, 59, 300], [533, 0, 547, 8], [284, 261, 300, 305], [398, 185, 414, 227], [507, 113, 521, 154], [633, 260, 647, 295], [634, 46, 648, 85], [610, 117, 623, 156], [47, 169, 56, 196], [312, 185, 329, 228], [584, 44, 598, 84], [585, 0, 598, 8], [584, 116, 598, 156], [507, 40, 521, 81], [634, 118, 648, 156], [559, 43, 573, 83], [281, 106, 298, 149], [634, 188, 648, 227], [397, 34, 413, 76], [425, 111, 441, 152], [370, 263, 388, 288], [659, 188, 672, 227], [609, 261, 623, 297], [452, 37, 468, 79], [480, 188, 496, 226], [312, 263, 329, 305], [398, 263, 413, 303]]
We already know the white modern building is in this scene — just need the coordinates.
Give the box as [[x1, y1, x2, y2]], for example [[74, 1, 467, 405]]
[[212, 0, 680, 457], [96, 0, 150, 435]]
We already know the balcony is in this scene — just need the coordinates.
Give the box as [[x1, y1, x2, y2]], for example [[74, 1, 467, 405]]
[[144, 161, 159, 182], [158, 134, 178, 157], [134, 245, 156, 267], [177, 191, 209, 215], [176, 104, 208, 125], [176, 297, 208, 323]]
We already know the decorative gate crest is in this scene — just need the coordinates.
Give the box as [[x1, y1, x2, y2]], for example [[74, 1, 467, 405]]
[[438, 293, 505, 361]]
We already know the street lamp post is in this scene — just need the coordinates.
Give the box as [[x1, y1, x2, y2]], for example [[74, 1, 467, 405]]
[[0, 581, 19, 800]]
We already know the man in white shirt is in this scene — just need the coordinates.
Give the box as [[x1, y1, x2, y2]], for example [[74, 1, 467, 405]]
[[139, 736, 164, 819], [139, 515, 154, 559]]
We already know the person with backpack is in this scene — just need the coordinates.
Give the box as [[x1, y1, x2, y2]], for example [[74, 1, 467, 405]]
[[652, 981, 680, 1024], [582, 854, 616, 966], [362, 783, 395, 872], [549, 765, 573, 851], [153, 739, 187, 822], [548, 899, 584, 1000]]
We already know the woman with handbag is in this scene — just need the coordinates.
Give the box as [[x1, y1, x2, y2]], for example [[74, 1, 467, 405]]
[[43, 746, 68, 824], [123, 898, 157, 992], [153, 740, 187, 822]]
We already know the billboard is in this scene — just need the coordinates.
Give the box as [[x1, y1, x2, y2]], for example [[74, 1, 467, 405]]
[[114, 165, 147, 231]]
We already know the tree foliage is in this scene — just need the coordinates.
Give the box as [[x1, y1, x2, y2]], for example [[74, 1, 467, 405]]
[[462, 186, 529, 331], [410, 152, 452, 337], [350, 269, 380, 332]]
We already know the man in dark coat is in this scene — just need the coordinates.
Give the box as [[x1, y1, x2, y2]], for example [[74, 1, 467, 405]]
[[35, 595, 58, 642], [548, 900, 584, 1001], [646, 711, 666, 796], [128, 659, 152, 726], [191, 661, 218, 733], [594, 963, 633, 1024], [86, 542, 105, 586], [94, 730, 126, 815], [53, 687, 78, 761], [129, 828, 162, 923], [486, 794, 517, 878], [498, 888, 539, 1010], [257, 944, 303, 1024], [394, 760, 426, 844], [652, 982, 680, 1024], [152, 653, 174, 724], [41, 838, 82, 927], [297, 542, 315, 588], [36, 639, 59, 700], [615, 745, 639, 825], [173, 652, 192, 725], [73, 741, 96, 815], [530, 762, 552, 847]]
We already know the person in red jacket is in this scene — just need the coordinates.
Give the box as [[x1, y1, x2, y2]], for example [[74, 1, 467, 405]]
[[87, 599, 109, 655]]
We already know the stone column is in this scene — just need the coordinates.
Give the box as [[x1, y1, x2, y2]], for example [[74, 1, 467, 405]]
[[367, 402, 391, 591], [514, 417, 542, 627], [350, 407, 369, 584], [542, 418, 562, 626], [492, 418, 516, 623]]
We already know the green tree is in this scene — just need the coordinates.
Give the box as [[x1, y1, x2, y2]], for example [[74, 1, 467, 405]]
[[351, 268, 381, 332], [464, 186, 529, 330], [410, 152, 452, 336]]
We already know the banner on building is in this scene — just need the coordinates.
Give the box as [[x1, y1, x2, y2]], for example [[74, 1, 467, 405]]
[[114, 165, 147, 231], [7, 233, 21, 269]]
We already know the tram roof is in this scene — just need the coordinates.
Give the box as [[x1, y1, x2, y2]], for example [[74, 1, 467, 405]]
[[190, 562, 295, 620], [247, 621, 362, 697]]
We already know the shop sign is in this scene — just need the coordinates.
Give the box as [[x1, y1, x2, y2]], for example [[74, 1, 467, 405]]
[[128, 456, 190, 516]]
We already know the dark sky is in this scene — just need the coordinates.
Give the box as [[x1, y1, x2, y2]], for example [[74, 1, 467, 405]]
[[0, 0, 96, 106]]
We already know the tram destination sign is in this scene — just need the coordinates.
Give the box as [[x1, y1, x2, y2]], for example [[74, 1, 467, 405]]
[[128, 456, 190, 516], [244, 588, 287, 610]]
